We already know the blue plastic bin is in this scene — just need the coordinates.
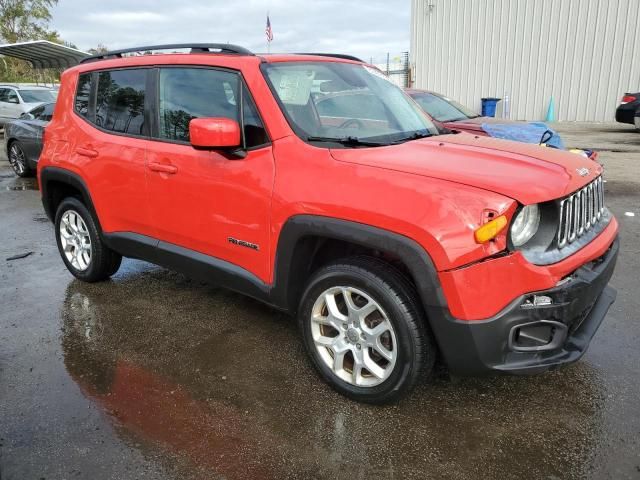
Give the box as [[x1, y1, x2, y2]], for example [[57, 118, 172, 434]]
[[481, 97, 502, 117]]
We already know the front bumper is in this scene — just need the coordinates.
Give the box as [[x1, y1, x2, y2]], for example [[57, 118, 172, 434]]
[[431, 237, 618, 375], [616, 104, 637, 125]]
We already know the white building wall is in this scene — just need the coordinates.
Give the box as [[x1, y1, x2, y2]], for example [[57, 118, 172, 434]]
[[410, 0, 640, 122]]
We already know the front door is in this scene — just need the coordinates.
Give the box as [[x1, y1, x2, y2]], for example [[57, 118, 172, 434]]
[[145, 67, 274, 282]]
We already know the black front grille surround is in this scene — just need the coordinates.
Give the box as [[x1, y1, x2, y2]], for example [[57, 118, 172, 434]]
[[557, 176, 605, 248], [516, 176, 612, 266]]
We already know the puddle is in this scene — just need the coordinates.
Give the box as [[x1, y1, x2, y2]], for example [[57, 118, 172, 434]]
[[6, 181, 38, 191], [55, 276, 608, 480]]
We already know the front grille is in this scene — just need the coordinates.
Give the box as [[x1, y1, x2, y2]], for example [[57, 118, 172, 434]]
[[557, 176, 605, 248]]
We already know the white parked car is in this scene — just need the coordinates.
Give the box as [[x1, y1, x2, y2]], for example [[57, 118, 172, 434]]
[[0, 85, 57, 130]]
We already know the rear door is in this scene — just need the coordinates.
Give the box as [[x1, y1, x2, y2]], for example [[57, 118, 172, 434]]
[[70, 69, 154, 237], [145, 66, 274, 281]]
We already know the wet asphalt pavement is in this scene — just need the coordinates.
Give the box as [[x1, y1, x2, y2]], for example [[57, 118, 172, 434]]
[[1, 124, 639, 480]]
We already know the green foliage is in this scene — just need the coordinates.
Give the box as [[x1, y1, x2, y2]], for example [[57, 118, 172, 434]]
[[0, 0, 61, 82], [0, 0, 58, 43]]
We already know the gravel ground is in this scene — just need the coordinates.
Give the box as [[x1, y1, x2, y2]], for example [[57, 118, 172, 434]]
[[1, 123, 639, 480]]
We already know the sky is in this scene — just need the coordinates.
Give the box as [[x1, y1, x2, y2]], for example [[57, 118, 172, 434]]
[[50, 0, 410, 63]]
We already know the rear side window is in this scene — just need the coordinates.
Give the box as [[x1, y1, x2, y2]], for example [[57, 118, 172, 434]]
[[158, 67, 268, 147], [75, 73, 92, 118], [96, 69, 146, 135]]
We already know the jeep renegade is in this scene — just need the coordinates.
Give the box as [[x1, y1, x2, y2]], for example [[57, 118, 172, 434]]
[[38, 44, 619, 403]]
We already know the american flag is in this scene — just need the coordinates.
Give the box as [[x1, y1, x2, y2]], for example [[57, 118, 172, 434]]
[[265, 15, 274, 42]]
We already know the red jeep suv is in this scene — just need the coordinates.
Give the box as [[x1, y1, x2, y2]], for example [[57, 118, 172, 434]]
[[38, 44, 619, 403]]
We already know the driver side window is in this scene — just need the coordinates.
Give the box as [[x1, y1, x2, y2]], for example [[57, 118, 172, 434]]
[[158, 67, 268, 147]]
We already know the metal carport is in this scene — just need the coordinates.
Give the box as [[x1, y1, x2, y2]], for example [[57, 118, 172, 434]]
[[0, 40, 88, 69]]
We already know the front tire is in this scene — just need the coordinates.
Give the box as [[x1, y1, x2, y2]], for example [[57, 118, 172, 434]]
[[8, 141, 33, 177], [55, 197, 122, 282], [298, 257, 436, 403]]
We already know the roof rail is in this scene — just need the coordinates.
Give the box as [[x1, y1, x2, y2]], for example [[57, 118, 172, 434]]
[[294, 53, 363, 62], [80, 43, 253, 64]]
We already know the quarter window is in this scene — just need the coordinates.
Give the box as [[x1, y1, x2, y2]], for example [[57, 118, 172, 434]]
[[75, 73, 92, 118], [158, 67, 268, 147], [96, 69, 146, 135]]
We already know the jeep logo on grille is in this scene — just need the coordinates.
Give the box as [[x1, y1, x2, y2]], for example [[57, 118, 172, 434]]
[[576, 167, 590, 176]]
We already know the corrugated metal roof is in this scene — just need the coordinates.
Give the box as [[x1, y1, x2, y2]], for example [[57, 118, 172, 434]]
[[0, 40, 89, 68]]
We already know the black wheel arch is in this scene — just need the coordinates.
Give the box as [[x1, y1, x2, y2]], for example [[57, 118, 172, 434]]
[[270, 215, 449, 315], [40, 166, 100, 226]]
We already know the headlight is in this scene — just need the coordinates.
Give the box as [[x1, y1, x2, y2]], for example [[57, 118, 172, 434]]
[[510, 204, 540, 247]]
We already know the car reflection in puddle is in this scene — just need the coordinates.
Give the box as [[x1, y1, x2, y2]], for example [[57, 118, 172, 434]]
[[60, 268, 606, 479]]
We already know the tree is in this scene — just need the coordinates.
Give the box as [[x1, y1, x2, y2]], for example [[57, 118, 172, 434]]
[[87, 44, 109, 55], [0, 0, 61, 83], [0, 0, 59, 43]]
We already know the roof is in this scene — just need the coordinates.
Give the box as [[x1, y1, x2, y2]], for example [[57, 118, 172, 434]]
[[0, 40, 89, 68], [0, 83, 53, 90], [75, 43, 363, 66], [260, 54, 363, 64]]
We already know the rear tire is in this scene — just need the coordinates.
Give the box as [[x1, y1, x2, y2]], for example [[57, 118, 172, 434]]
[[298, 256, 436, 403], [55, 197, 122, 282], [8, 141, 33, 178]]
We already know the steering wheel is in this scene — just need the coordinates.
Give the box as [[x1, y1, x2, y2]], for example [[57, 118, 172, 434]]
[[337, 118, 364, 130]]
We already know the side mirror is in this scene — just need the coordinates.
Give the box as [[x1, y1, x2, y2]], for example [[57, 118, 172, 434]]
[[21, 113, 35, 120], [189, 117, 241, 149], [8, 96, 19, 104]]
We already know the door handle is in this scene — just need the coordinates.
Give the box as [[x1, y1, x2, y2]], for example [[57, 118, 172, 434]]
[[76, 146, 99, 158], [148, 162, 178, 174]]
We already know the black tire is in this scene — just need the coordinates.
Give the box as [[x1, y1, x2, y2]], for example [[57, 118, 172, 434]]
[[55, 197, 122, 282], [7, 140, 34, 178], [298, 256, 436, 403]]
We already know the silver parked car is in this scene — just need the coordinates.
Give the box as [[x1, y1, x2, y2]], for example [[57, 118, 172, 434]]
[[0, 85, 56, 130], [5, 102, 54, 177]]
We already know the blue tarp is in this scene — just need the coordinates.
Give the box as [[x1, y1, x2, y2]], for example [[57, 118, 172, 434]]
[[481, 122, 565, 149]]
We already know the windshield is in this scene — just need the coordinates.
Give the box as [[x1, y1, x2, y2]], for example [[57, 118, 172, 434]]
[[410, 92, 479, 122], [262, 62, 439, 146], [18, 89, 56, 103]]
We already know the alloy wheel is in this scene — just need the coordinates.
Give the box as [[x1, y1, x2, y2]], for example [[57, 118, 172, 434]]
[[59, 210, 92, 271], [310, 286, 397, 387], [9, 144, 26, 175]]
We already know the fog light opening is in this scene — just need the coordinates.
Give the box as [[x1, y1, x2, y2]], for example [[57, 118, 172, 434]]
[[508, 320, 567, 352], [521, 295, 553, 308]]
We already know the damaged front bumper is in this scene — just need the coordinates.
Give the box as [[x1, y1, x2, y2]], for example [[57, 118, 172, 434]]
[[431, 237, 619, 376]]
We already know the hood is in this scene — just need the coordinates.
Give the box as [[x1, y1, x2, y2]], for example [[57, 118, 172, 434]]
[[330, 133, 602, 204], [22, 101, 45, 108]]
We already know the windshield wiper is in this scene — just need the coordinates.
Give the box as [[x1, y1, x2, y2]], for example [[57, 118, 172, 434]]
[[306, 136, 386, 147], [390, 131, 434, 144]]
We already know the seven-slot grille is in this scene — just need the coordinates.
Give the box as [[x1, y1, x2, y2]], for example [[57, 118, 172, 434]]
[[557, 176, 605, 248]]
